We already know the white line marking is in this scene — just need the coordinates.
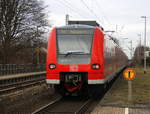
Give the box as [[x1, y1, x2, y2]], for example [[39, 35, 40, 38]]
[[125, 108, 129, 114]]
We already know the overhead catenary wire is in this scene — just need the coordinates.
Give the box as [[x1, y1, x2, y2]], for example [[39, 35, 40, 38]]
[[94, 0, 112, 26], [80, 0, 103, 26], [62, 0, 90, 18], [53, 0, 107, 27], [53, 0, 121, 36], [56, 0, 85, 18], [94, 0, 125, 38]]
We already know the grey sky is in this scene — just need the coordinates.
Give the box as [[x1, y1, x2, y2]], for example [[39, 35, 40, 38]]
[[44, 0, 150, 58]]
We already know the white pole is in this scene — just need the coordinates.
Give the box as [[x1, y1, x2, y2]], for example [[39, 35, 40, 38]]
[[128, 80, 132, 102], [129, 40, 132, 60], [66, 14, 69, 25], [128, 41, 132, 102], [141, 16, 147, 73], [138, 34, 141, 62]]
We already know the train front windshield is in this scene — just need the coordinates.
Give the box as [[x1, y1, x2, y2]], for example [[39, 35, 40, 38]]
[[57, 28, 94, 64]]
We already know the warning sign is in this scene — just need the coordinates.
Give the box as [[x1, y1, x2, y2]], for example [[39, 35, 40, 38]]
[[123, 68, 136, 80]]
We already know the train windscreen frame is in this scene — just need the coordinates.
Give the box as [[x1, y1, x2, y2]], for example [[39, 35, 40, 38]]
[[56, 28, 94, 64]]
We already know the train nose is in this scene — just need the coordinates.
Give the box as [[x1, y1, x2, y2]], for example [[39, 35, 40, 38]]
[[61, 73, 86, 93]]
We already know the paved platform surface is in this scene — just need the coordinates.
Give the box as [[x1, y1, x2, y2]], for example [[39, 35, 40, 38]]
[[92, 67, 150, 114], [91, 106, 150, 114]]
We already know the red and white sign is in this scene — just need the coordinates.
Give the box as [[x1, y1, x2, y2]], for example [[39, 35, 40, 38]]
[[70, 65, 79, 72]]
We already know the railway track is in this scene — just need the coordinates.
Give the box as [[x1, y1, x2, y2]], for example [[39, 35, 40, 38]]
[[32, 96, 93, 114], [31, 71, 123, 114], [0, 79, 45, 95], [0, 72, 46, 96], [0, 72, 46, 88]]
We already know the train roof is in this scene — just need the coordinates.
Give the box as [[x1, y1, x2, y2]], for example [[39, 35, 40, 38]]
[[57, 24, 95, 29], [68, 20, 104, 30], [68, 21, 100, 27]]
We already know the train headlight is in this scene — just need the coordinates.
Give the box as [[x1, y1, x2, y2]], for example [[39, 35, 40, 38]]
[[49, 64, 56, 69], [92, 64, 100, 69]]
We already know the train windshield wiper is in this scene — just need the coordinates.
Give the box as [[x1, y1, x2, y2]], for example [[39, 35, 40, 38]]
[[64, 51, 87, 57]]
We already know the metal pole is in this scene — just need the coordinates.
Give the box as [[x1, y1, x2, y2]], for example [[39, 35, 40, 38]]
[[138, 34, 141, 62], [131, 41, 132, 59], [66, 14, 69, 25], [128, 80, 132, 102], [139, 34, 141, 47], [129, 40, 132, 60], [141, 16, 147, 73]]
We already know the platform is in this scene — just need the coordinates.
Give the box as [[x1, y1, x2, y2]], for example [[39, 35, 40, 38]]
[[92, 67, 150, 114], [92, 106, 150, 114], [0, 71, 46, 81]]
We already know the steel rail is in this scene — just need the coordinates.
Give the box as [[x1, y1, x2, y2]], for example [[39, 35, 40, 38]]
[[0, 72, 46, 89], [0, 77, 45, 89], [31, 96, 62, 114], [0, 71, 46, 81], [31, 97, 93, 114], [0, 80, 45, 95], [74, 99, 93, 114]]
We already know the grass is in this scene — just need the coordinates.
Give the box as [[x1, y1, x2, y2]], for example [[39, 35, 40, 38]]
[[100, 67, 150, 107], [132, 67, 150, 105]]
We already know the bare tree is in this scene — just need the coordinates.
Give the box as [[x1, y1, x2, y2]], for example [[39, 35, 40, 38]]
[[0, 0, 49, 64]]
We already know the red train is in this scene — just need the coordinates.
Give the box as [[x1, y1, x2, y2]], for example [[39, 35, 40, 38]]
[[46, 22, 128, 96]]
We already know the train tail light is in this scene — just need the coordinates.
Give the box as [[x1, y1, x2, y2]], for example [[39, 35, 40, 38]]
[[92, 64, 100, 69], [49, 64, 56, 69]]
